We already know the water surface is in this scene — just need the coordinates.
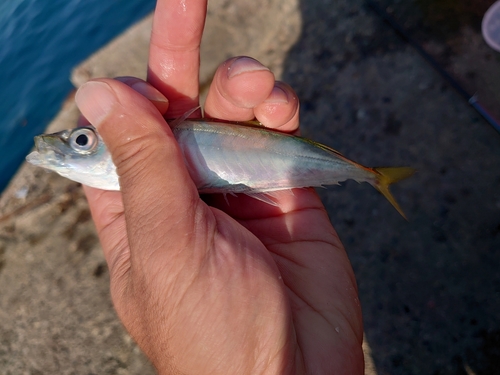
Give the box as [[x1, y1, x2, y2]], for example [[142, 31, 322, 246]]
[[0, 0, 156, 192]]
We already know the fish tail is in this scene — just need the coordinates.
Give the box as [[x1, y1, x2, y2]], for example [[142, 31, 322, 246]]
[[371, 167, 415, 219]]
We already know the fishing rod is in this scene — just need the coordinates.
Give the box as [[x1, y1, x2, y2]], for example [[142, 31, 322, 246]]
[[366, 0, 500, 134]]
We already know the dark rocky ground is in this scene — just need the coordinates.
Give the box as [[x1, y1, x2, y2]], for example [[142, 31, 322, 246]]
[[1, 0, 499, 374], [283, 1, 500, 374]]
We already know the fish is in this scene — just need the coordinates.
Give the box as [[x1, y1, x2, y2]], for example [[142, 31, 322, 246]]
[[26, 117, 414, 217]]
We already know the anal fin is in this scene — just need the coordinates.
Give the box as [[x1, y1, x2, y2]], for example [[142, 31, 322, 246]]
[[244, 189, 296, 206]]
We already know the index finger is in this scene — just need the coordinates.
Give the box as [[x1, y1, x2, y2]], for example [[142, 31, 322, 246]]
[[148, 0, 207, 117]]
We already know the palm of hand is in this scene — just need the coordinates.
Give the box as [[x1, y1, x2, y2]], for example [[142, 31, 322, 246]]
[[105, 185, 363, 374], [208, 189, 363, 374]]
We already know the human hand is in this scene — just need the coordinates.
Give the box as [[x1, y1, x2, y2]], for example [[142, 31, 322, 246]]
[[74, 0, 364, 374]]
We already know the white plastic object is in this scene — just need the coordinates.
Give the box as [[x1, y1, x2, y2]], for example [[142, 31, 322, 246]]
[[482, 0, 500, 52]]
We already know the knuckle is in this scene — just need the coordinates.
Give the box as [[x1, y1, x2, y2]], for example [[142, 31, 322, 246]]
[[111, 131, 168, 183]]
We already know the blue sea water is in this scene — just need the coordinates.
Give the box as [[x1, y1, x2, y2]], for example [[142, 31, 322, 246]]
[[0, 0, 156, 192]]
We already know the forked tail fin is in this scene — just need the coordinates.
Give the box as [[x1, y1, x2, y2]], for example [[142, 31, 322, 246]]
[[372, 167, 415, 219]]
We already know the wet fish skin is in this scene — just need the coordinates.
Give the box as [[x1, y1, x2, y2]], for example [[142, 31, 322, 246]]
[[26, 119, 414, 217], [26, 126, 118, 190]]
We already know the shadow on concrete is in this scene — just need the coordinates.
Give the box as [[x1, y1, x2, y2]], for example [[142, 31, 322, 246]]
[[282, 0, 500, 373]]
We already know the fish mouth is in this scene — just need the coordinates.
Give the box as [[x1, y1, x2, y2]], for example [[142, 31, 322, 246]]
[[26, 135, 66, 168], [34, 135, 65, 156]]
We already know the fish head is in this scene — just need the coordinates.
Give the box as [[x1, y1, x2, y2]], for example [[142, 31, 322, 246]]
[[28, 127, 98, 164], [26, 126, 119, 190]]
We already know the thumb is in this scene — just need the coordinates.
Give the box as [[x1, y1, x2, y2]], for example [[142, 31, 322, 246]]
[[75, 79, 201, 266]]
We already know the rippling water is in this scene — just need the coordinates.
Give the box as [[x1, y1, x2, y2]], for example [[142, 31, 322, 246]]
[[0, 0, 156, 192]]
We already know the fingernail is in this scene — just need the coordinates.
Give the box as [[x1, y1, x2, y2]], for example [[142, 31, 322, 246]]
[[131, 81, 168, 103], [264, 85, 289, 104], [75, 81, 116, 128], [227, 57, 270, 79]]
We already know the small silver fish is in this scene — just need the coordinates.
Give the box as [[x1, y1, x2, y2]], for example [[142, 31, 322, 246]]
[[26, 118, 414, 216]]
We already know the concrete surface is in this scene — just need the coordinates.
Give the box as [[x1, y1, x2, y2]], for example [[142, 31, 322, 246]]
[[71, 0, 301, 101], [1, 0, 500, 374]]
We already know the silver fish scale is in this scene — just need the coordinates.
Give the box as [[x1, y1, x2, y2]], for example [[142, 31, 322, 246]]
[[172, 120, 371, 193]]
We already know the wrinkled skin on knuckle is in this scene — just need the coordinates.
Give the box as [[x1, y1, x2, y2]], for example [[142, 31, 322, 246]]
[[112, 131, 168, 184]]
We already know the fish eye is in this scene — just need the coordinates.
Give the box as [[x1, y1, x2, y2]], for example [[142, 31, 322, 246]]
[[69, 128, 97, 154]]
